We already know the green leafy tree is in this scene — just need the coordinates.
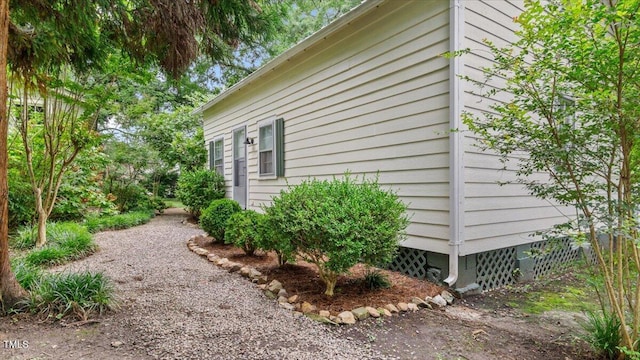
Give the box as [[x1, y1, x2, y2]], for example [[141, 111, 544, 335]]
[[265, 174, 409, 296], [0, 0, 282, 307], [218, 0, 361, 87], [12, 73, 101, 248], [460, 0, 640, 354], [139, 105, 207, 172], [49, 145, 116, 222]]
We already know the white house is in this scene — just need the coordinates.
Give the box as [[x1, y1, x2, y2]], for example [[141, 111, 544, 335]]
[[196, 0, 576, 292]]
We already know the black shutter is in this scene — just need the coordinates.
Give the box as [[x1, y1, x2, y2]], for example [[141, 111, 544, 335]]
[[209, 141, 214, 170], [275, 118, 284, 177]]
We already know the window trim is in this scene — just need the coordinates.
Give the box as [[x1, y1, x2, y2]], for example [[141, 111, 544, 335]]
[[257, 117, 284, 179], [210, 136, 224, 176]]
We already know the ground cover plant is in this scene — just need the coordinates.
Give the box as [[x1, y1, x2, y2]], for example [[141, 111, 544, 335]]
[[83, 210, 155, 233], [22, 271, 115, 321], [264, 174, 409, 296], [11, 222, 97, 267], [7, 222, 114, 320]]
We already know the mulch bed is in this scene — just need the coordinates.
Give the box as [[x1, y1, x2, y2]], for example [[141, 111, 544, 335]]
[[195, 235, 445, 315]]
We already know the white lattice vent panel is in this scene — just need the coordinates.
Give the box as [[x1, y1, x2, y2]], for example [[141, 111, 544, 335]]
[[531, 238, 581, 278], [388, 247, 428, 278], [476, 247, 517, 290]]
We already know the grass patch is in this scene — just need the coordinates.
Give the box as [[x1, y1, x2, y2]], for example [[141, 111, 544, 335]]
[[504, 263, 598, 315], [11, 226, 38, 250], [84, 210, 154, 233], [163, 198, 184, 209], [23, 271, 115, 321], [583, 310, 621, 359], [519, 287, 593, 314]]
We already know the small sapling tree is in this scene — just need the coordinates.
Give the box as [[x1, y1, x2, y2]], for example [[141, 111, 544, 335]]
[[460, 0, 640, 354], [12, 73, 99, 247]]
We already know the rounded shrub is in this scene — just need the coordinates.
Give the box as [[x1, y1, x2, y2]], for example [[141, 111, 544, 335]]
[[110, 183, 150, 213], [264, 174, 409, 296], [176, 169, 225, 218], [200, 199, 241, 241], [257, 214, 296, 266], [224, 210, 263, 255]]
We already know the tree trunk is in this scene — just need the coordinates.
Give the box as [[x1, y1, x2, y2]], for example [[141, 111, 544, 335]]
[[318, 268, 337, 297], [34, 188, 47, 248], [323, 278, 336, 297], [0, 0, 27, 307]]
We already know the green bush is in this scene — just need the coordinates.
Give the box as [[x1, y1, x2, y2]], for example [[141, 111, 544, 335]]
[[150, 196, 168, 213], [176, 169, 225, 218], [264, 174, 409, 296], [224, 210, 264, 255], [84, 210, 154, 233], [109, 183, 153, 213], [8, 170, 35, 229], [25, 271, 115, 320], [256, 214, 295, 266], [200, 199, 241, 241]]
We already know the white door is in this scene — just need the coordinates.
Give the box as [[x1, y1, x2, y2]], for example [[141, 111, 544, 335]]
[[233, 127, 247, 209]]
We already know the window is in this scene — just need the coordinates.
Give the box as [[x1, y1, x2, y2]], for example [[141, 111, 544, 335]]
[[209, 137, 224, 175], [258, 118, 284, 178], [555, 94, 577, 128]]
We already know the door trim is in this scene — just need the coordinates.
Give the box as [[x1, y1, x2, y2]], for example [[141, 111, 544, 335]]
[[232, 125, 249, 209]]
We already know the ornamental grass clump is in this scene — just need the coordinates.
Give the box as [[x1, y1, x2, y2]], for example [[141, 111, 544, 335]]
[[265, 174, 409, 296], [22, 223, 96, 267], [25, 271, 115, 321]]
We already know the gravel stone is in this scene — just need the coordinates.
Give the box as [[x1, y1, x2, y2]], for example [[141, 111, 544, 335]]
[[60, 211, 387, 359]]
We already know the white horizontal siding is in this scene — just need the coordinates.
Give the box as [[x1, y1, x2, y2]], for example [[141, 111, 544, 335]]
[[461, 0, 573, 254], [202, 0, 452, 253]]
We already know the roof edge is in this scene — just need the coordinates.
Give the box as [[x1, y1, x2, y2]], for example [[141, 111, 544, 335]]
[[194, 0, 386, 115]]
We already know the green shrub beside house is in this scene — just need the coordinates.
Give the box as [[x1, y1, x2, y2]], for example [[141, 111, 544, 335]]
[[263, 174, 409, 296]]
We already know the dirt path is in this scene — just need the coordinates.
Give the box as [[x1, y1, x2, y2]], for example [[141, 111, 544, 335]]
[[0, 209, 593, 359]]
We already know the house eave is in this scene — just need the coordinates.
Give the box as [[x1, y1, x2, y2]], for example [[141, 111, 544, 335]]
[[193, 0, 386, 115]]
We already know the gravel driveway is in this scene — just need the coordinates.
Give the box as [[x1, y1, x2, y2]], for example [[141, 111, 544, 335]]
[[57, 209, 386, 360]]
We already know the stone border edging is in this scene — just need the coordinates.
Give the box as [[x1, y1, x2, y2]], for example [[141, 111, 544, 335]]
[[187, 235, 454, 325]]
